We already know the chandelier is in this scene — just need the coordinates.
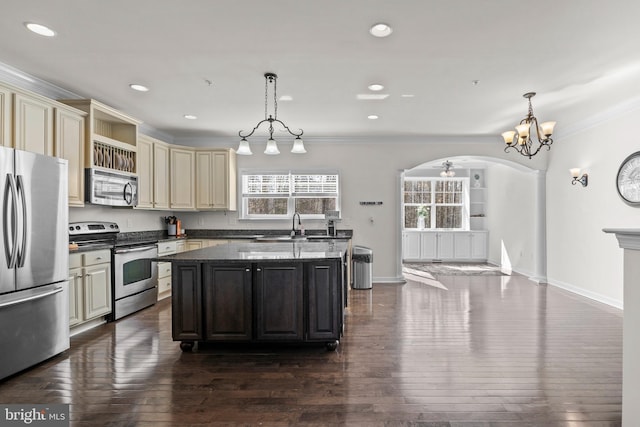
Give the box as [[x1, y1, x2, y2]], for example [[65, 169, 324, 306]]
[[440, 160, 455, 177], [237, 73, 305, 155], [501, 92, 556, 159]]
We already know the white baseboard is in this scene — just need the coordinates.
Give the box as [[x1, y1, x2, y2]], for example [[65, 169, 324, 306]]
[[488, 259, 623, 309], [373, 276, 406, 284], [546, 277, 623, 310]]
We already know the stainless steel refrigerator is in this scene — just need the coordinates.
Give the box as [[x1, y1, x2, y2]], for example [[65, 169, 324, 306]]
[[0, 146, 69, 380]]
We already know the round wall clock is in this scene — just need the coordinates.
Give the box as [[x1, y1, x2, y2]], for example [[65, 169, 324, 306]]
[[617, 151, 640, 204]]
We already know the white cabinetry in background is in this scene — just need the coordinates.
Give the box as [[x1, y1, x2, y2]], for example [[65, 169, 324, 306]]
[[469, 168, 487, 230], [403, 231, 488, 262]]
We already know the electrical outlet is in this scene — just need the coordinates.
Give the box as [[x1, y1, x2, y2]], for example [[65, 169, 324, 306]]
[[198, 217, 204, 226], [127, 218, 133, 228]]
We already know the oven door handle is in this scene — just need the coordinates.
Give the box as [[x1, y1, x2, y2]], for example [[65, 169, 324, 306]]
[[114, 245, 157, 254]]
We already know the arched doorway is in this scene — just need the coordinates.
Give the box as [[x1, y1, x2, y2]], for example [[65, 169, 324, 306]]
[[397, 155, 546, 283]]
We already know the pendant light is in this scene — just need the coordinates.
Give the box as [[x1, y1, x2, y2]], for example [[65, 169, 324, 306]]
[[237, 73, 305, 155]]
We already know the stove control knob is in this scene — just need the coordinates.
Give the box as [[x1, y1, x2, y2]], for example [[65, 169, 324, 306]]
[[69, 226, 74, 232]]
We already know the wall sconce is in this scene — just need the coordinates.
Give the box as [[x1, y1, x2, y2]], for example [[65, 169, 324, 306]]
[[570, 168, 588, 187]]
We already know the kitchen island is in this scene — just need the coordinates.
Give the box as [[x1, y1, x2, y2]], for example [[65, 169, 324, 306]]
[[158, 240, 348, 351]]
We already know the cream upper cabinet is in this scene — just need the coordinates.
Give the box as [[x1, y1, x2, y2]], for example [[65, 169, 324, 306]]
[[58, 99, 140, 173], [137, 134, 170, 210], [0, 84, 11, 147], [195, 149, 237, 211], [136, 135, 153, 209], [154, 140, 170, 209], [55, 106, 86, 207], [13, 92, 54, 156], [170, 146, 195, 210]]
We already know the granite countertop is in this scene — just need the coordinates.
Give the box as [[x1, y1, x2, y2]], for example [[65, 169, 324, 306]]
[[70, 229, 353, 254], [155, 240, 348, 263]]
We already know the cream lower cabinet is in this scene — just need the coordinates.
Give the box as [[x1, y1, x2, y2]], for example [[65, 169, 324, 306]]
[[403, 231, 487, 262], [157, 240, 177, 300], [69, 249, 112, 328]]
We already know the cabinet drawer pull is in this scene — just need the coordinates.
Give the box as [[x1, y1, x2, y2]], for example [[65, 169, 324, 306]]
[[256, 268, 262, 272], [245, 268, 250, 272]]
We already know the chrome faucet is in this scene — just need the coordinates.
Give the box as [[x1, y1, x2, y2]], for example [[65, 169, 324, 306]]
[[291, 212, 302, 236]]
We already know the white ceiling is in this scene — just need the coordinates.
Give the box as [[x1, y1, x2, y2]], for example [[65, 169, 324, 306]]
[[1, 0, 640, 141]]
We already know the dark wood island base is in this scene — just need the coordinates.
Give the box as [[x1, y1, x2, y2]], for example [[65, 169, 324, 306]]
[[159, 241, 348, 352]]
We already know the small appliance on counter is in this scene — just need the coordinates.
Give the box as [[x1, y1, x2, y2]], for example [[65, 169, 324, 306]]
[[325, 210, 340, 236], [164, 216, 183, 236]]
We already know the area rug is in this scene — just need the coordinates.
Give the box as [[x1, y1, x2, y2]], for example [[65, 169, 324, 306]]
[[403, 262, 507, 276]]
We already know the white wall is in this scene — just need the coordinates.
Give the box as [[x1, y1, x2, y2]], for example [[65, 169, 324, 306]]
[[485, 163, 538, 276], [174, 139, 545, 283], [69, 205, 173, 232], [546, 108, 640, 308]]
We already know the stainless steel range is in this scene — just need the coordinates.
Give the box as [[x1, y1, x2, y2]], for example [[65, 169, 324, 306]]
[[69, 221, 158, 321]]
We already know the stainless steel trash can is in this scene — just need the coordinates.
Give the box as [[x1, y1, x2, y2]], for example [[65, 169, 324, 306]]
[[352, 246, 373, 289]]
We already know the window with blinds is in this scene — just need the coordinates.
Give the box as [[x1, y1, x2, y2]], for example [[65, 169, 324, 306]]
[[241, 171, 340, 218]]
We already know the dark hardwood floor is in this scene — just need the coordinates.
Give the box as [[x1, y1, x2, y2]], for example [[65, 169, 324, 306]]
[[0, 273, 622, 426]]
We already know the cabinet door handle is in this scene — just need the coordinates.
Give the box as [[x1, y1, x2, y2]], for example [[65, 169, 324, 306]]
[[256, 268, 262, 272], [245, 268, 250, 272]]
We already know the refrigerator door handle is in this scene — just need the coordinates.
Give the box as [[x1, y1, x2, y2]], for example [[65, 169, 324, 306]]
[[16, 175, 27, 268], [0, 285, 64, 309], [3, 174, 18, 269]]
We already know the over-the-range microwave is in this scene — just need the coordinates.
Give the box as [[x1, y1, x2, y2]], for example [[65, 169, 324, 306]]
[[85, 168, 138, 207]]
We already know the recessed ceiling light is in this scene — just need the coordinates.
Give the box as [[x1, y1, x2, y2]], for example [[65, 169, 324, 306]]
[[129, 84, 149, 92], [401, 94, 415, 98], [369, 23, 392, 38], [368, 84, 384, 91], [25, 22, 56, 37], [279, 95, 293, 101], [184, 114, 197, 120], [357, 94, 389, 100], [368, 115, 379, 120]]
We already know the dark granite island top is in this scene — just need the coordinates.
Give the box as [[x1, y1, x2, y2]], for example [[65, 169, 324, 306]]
[[164, 240, 347, 352], [156, 240, 348, 263]]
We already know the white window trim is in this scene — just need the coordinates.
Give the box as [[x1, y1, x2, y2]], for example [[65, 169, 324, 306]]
[[403, 177, 470, 230], [240, 169, 340, 220]]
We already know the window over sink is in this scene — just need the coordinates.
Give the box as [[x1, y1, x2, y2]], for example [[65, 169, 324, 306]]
[[240, 170, 340, 219]]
